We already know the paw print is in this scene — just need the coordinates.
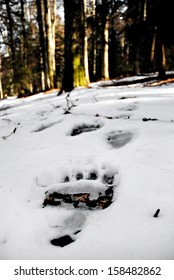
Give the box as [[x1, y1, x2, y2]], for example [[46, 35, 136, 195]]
[[40, 163, 119, 247]]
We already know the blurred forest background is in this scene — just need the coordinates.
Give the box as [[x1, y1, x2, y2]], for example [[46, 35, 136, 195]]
[[0, 0, 173, 98]]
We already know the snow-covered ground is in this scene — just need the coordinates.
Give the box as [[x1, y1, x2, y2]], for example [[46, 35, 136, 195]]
[[0, 80, 174, 260]]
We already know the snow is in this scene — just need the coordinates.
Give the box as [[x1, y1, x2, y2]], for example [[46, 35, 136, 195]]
[[0, 78, 174, 260]]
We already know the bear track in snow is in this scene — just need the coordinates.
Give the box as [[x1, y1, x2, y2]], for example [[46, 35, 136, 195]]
[[41, 164, 119, 247]]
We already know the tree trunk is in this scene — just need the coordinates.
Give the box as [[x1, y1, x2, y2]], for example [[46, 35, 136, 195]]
[[92, 0, 97, 81], [84, 0, 90, 85], [101, 0, 109, 80], [51, 0, 56, 87], [0, 56, 3, 99], [62, 0, 89, 92], [156, 30, 166, 78], [5, 0, 16, 94], [102, 15, 109, 79], [36, 0, 50, 90], [44, 0, 56, 89], [151, 0, 166, 78], [0, 80, 3, 99], [154, 0, 166, 78], [20, 0, 27, 64]]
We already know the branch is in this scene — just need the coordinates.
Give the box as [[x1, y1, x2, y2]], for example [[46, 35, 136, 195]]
[[2, 127, 17, 140], [63, 93, 76, 114]]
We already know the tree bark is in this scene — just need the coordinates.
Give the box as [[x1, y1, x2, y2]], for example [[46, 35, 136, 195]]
[[0, 56, 3, 99], [100, 0, 109, 80], [150, 0, 166, 78], [36, 0, 50, 90], [5, 0, 16, 94], [84, 0, 90, 84], [102, 15, 109, 79], [20, 0, 27, 64], [62, 0, 89, 92], [43, 0, 56, 89]]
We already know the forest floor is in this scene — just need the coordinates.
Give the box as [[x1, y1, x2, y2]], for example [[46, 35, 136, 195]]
[[0, 74, 174, 260]]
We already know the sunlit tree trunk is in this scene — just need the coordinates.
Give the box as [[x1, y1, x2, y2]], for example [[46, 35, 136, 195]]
[[100, 0, 109, 80], [44, 0, 56, 89], [89, 0, 97, 81], [151, 27, 156, 67], [62, 0, 89, 92], [92, 0, 97, 80], [102, 14, 109, 79], [84, 0, 90, 84], [51, 0, 56, 87]]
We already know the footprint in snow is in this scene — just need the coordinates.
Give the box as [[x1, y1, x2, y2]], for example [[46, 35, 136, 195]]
[[119, 103, 137, 112], [40, 164, 119, 247], [106, 130, 133, 148], [32, 119, 62, 133], [69, 121, 103, 136]]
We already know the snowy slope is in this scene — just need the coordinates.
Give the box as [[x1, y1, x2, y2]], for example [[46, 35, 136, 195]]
[[0, 81, 174, 260]]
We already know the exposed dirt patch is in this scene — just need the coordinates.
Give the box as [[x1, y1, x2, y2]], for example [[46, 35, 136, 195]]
[[43, 184, 114, 211]]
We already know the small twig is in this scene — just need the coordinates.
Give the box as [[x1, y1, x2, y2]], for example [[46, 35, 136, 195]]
[[153, 209, 160, 218], [95, 113, 130, 120], [63, 93, 76, 114], [93, 94, 99, 102], [142, 117, 158, 122], [2, 127, 17, 140]]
